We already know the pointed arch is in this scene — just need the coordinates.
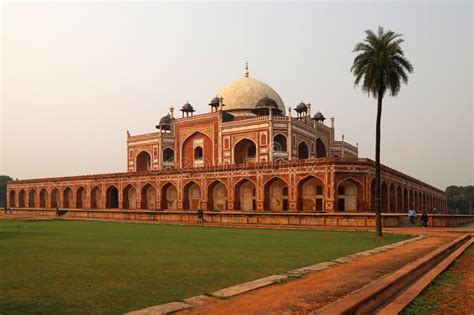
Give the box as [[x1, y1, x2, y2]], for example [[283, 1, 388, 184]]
[[396, 186, 402, 213], [315, 138, 327, 158], [39, 188, 48, 208], [181, 131, 213, 168], [28, 189, 36, 208], [106, 185, 119, 209], [122, 184, 137, 210], [207, 180, 227, 211], [336, 178, 363, 212], [51, 188, 60, 208], [297, 141, 309, 159], [161, 182, 177, 210], [9, 190, 16, 208], [162, 148, 175, 162], [76, 187, 86, 209], [234, 179, 256, 211], [380, 181, 388, 212], [273, 134, 287, 152], [264, 177, 289, 211], [136, 151, 151, 172], [297, 176, 324, 212], [90, 186, 102, 209], [18, 190, 26, 208], [141, 183, 156, 210], [233, 138, 257, 164], [63, 187, 73, 208], [183, 181, 201, 211], [389, 183, 396, 212]]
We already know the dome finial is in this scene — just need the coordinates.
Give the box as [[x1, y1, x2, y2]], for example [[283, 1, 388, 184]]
[[245, 61, 249, 78]]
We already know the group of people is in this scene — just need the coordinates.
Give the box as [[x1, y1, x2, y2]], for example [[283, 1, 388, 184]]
[[3, 207, 13, 214], [408, 207, 437, 227]]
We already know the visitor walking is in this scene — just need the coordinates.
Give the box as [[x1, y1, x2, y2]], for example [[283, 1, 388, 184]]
[[197, 208, 203, 224], [56, 207, 60, 217], [408, 207, 417, 225], [421, 211, 429, 227]]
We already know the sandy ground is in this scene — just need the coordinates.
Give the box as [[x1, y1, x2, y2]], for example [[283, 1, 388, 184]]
[[181, 235, 453, 315]]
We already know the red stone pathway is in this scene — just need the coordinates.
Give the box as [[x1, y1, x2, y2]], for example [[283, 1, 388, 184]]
[[180, 235, 454, 315]]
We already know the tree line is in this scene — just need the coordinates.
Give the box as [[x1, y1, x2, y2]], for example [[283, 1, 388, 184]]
[[446, 185, 474, 214], [0, 175, 13, 207]]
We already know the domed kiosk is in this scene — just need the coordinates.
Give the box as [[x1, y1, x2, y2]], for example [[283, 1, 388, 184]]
[[216, 64, 285, 117]]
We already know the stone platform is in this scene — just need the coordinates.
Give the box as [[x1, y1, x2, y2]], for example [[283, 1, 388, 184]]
[[6, 208, 474, 228]]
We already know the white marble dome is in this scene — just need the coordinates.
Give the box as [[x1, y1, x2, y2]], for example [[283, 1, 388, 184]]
[[216, 77, 286, 115]]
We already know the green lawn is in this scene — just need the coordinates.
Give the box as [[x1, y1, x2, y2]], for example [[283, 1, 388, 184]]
[[0, 220, 409, 314]]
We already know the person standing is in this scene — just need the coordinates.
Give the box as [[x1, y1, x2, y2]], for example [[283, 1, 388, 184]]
[[408, 207, 417, 225], [197, 208, 203, 224], [421, 211, 428, 227]]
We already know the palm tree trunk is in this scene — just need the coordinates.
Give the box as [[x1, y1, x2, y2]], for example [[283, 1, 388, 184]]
[[375, 91, 383, 237]]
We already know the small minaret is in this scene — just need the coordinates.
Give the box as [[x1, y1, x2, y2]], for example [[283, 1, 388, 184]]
[[342, 134, 345, 157], [169, 106, 174, 119], [307, 102, 311, 118], [331, 116, 335, 129], [219, 96, 224, 111]]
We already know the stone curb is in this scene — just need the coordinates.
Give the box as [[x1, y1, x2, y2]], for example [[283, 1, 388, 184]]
[[211, 274, 288, 298], [377, 237, 474, 314], [125, 302, 192, 315], [127, 235, 424, 314], [313, 234, 471, 315]]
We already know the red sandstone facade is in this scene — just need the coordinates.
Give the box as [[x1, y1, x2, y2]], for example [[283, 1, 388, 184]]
[[6, 69, 447, 214]]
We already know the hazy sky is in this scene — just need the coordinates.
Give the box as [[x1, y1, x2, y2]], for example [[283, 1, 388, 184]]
[[1, 1, 473, 190]]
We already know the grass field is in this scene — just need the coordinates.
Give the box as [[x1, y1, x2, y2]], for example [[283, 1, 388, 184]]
[[0, 219, 409, 313]]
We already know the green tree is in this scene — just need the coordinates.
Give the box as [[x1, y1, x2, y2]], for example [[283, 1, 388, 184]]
[[351, 26, 414, 236], [0, 175, 13, 207], [446, 185, 474, 214]]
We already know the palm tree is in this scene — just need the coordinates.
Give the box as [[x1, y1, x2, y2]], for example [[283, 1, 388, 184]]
[[351, 26, 413, 236]]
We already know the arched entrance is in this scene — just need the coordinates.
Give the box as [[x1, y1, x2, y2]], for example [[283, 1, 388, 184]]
[[264, 178, 288, 211], [397, 186, 402, 212], [336, 180, 360, 212], [235, 179, 256, 211], [297, 142, 309, 159], [39, 189, 48, 208], [18, 190, 26, 208], [28, 189, 36, 208], [122, 185, 137, 210], [234, 139, 257, 164], [404, 188, 409, 211], [141, 184, 156, 210], [183, 182, 201, 211], [90, 186, 101, 209], [51, 188, 60, 208], [315, 138, 327, 158], [208, 181, 227, 211], [106, 186, 119, 209], [136, 151, 151, 172], [63, 187, 73, 208], [161, 183, 177, 210], [9, 190, 15, 208], [389, 184, 396, 212], [76, 187, 86, 209], [162, 148, 174, 162], [381, 182, 388, 212], [273, 134, 287, 152], [297, 176, 324, 212]]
